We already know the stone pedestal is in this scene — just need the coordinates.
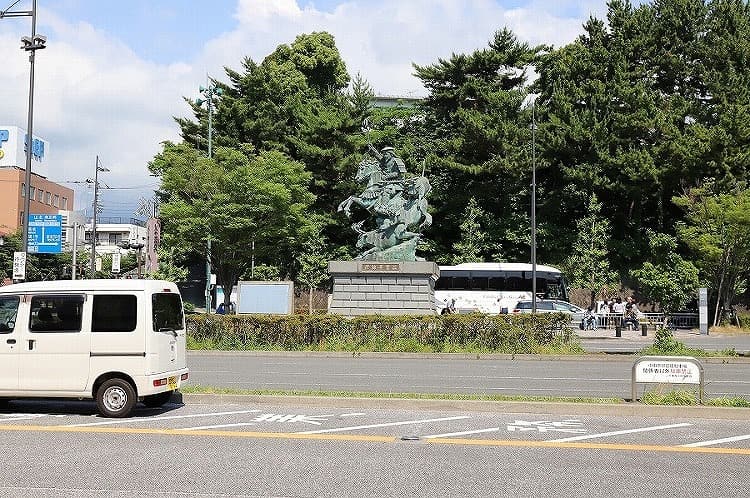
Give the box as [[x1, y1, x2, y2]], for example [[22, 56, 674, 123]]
[[328, 261, 440, 316]]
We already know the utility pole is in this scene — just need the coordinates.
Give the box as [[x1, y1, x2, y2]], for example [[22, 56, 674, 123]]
[[71, 222, 78, 280], [89, 156, 109, 278], [197, 78, 222, 312]]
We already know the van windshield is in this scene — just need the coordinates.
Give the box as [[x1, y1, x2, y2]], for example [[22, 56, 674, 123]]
[[152, 293, 184, 331]]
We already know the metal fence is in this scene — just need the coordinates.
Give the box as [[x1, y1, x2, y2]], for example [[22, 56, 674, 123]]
[[581, 312, 699, 330]]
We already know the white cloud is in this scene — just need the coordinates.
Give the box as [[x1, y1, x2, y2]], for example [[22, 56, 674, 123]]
[[201, 0, 588, 97], [1, 0, 599, 216]]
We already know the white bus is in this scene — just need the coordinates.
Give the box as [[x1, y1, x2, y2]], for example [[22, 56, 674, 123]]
[[434, 263, 570, 314], [0, 279, 188, 417]]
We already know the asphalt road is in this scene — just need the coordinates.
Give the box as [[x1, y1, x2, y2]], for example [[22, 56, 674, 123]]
[[187, 351, 750, 400], [1, 400, 750, 497]]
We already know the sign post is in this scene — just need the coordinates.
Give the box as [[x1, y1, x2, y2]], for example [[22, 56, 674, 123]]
[[698, 287, 708, 335]]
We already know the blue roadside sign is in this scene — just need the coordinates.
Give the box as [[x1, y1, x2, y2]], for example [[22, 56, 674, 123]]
[[27, 214, 63, 254]]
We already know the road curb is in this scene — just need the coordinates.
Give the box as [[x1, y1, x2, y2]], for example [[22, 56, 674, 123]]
[[187, 350, 750, 363], [176, 393, 750, 420]]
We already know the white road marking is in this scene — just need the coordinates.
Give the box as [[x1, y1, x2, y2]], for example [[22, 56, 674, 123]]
[[66, 409, 261, 427], [297, 415, 471, 434], [340, 413, 366, 417], [682, 434, 750, 448], [424, 427, 500, 439], [179, 422, 257, 431], [549, 423, 692, 442]]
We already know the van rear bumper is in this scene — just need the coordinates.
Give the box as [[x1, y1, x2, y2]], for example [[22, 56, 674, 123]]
[[137, 368, 189, 397]]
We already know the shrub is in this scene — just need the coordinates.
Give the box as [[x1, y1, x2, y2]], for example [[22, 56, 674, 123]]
[[186, 312, 572, 353]]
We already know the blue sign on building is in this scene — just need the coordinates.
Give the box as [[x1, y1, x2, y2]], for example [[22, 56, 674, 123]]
[[24, 134, 45, 160], [27, 214, 62, 254]]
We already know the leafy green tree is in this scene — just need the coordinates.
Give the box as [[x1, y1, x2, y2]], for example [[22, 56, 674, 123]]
[[450, 198, 488, 264], [149, 246, 188, 283], [244, 264, 281, 281], [413, 28, 547, 263], [0, 231, 72, 281], [631, 231, 699, 314], [563, 194, 619, 308], [177, 32, 362, 252], [295, 218, 331, 313], [535, 0, 750, 273], [674, 180, 750, 325], [149, 142, 314, 308]]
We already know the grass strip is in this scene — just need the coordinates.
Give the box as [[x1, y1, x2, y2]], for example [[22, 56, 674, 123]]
[[180, 384, 622, 405]]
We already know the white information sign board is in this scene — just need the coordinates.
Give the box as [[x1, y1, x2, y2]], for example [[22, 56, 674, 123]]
[[111, 252, 121, 273], [635, 358, 701, 384], [12, 251, 26, 280], [632, 356, 704, 402]]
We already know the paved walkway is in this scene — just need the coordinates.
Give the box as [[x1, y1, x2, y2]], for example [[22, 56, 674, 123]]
[[577, 327, 750, 354]]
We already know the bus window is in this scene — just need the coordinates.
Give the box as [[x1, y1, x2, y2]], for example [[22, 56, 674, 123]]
[[488, 277, 505, 291], [506, 274, 532, 292], [470, 276, 488, 290], [435, 277, 450, 291], [451, 276, 469, 290]]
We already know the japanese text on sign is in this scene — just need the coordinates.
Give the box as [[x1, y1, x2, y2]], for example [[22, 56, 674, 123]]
[[635, 361, 700, 384]]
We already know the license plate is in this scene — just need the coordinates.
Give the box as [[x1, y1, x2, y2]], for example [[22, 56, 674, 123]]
[[168, 375, 178, 390]]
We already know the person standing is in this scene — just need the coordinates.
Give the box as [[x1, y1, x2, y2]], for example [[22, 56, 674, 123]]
[[612, 297, 625, 329]]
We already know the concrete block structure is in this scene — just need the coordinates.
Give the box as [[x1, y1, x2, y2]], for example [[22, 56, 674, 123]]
[[328, 261, 440, 316]]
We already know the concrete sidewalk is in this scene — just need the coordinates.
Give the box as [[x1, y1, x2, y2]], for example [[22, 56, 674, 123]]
[[577, 327, 750, 355]]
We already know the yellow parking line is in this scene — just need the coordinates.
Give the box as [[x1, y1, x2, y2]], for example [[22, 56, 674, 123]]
[[0, 424, 395, 443], [1, 424, 749, 455]]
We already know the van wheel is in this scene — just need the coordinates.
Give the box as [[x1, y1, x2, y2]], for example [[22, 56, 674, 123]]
[[96, 379, 136, 418], [142, 391, 174, 408]]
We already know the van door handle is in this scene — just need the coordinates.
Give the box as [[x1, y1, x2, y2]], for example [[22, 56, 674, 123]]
[[6, 339, 15, 344], [28, 339, 35, 350]]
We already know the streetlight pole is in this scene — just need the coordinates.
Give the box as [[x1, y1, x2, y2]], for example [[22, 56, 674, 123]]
[[530, 96, 538, 314], [1, 0, 47, 275], [89, 156, 109, 278], [196, 79, 222, 313]]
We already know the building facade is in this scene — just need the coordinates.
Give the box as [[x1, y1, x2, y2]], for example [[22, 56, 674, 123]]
[[0, 125, 74, 237]]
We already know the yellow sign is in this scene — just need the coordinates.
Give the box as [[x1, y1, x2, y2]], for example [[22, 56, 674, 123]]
[[0, 149, 4, 159]]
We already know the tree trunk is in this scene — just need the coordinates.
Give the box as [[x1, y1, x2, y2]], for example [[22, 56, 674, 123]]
[[308, 286, 313, 314]]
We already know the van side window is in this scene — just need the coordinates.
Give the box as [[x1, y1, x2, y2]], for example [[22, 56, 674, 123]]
[[30, 295, 84, 332], [92, 295, 137, 332], [0, 296, 20, 333], [152, 293, 184, 331]]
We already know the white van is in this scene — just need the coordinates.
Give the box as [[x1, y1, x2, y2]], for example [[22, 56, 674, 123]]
[[0, 279, 189, 417]]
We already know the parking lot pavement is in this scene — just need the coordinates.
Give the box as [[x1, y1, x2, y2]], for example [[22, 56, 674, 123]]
[[2, 399, 750, 453]]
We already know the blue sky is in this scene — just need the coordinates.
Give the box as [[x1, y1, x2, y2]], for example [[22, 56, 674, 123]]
[[1, 0, 611, 218]]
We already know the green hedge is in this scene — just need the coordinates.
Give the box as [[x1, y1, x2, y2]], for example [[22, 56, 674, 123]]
[[186, 313, 573, 353]]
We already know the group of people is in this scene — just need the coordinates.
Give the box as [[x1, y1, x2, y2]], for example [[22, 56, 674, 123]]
[[581, 296, 641, 330]]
